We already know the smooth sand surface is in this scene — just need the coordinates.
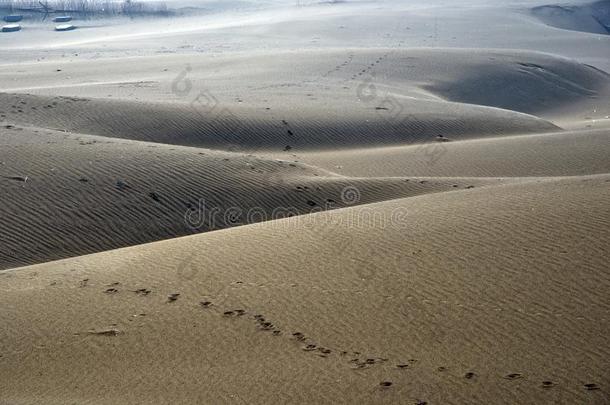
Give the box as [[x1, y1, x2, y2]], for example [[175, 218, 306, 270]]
[[1, 0, 609, 403], [278, 128, 610, 178]]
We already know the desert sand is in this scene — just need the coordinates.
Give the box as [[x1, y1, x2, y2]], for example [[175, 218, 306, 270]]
[[0, 0, 609, 404]]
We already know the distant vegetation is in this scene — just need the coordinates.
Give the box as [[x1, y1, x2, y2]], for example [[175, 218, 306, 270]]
[[0, 0, 171, 18]]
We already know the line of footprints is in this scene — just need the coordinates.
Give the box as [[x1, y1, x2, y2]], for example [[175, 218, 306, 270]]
[[90, 281, 603, 396]]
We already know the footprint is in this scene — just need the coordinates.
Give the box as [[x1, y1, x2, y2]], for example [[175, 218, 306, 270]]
[[167, 293, 180, 302], [259, 322, 274, 330], [88, 328, 120, 336], [3, 175, 28, 182], [584, 383, 600, 391], [464, 372, 476, 379], [133, 288, 151, 296], [504, 373, 523, 380], [541, 381, 556, 389]]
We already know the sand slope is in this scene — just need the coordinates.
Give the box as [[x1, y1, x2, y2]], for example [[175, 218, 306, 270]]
[[283, 128, 610, 178], [3, 48, 608, 151], [531, 1, 610, 36], [0, 88, 560, 151], [1, 175, 608, 404], [0, 125, 504, 269]]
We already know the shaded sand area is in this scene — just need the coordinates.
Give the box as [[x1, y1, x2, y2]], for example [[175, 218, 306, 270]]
[[1, 125, 501, 269], [1, 0, 609, 403]]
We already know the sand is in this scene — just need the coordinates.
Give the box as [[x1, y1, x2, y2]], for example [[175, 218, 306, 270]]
[[1, 175, 609, 404], [0, 0, 609, 404]]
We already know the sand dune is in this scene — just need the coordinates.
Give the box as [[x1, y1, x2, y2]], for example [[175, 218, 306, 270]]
[[1, 175, 608, 404], [531, 1, 610, 36], [1, 0, 609, 403], [0, 125, 505, 269], [3, 48, 608, 152], [283, 128, 610, 178], [6, 46, 607, 271], [417, 49, 609, 116], [0, 91, 559, 151]]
